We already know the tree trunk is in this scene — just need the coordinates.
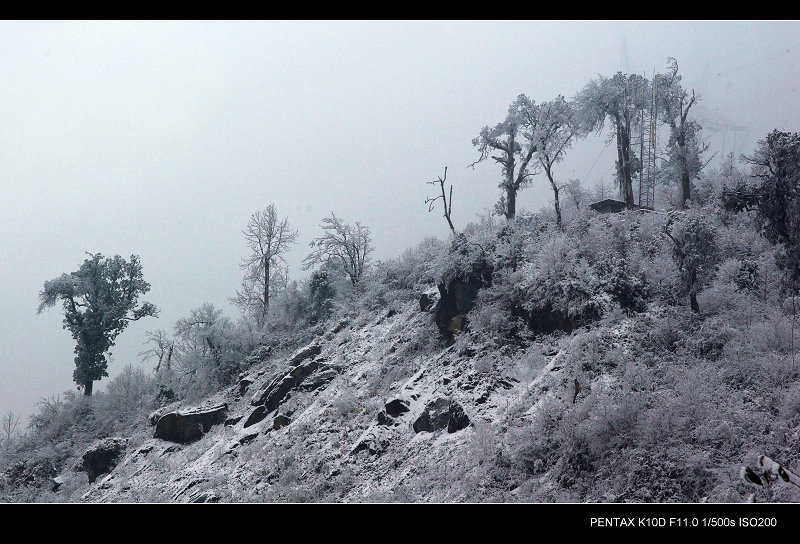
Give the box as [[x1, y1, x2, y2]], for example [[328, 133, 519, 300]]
[[546, 168, 563, 229], [615, 120, 635, 209], [263, 257, 270, 320], [84, 380, 93, 396], [505, 185, 517, 220], [620, 127, 635, 209], [678, 130, 691, 208], [689, 269, 700, 313], [681, 169, 691, 209]]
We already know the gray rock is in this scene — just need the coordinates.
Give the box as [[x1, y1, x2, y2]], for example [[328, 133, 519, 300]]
[[297, 368, 337, 392], [419, 293, 433, 312], [82, 438, 127, 483], [351, 428, 391, 455], [251, 359, 321, 410], [412, 398, 470, 434], [412, 397, 451, 433], [224, 415, 243, 426], [447, 402, 471, 433], [384, 398, 410, 417], [154, 403, 228, 443], [377, 410, 393, 426], [51, 475, 65, 492], [239, 376, 254, 396], [287, 342, 322, 366], [243, 406, 268, 428], [272, 414, 291, 430]]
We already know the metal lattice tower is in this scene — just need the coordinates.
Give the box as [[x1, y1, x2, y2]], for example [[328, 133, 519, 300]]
[[638, 72, 658, 210]]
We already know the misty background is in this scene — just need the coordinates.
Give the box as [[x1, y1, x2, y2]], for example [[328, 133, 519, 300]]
[[1, 20, 798, 421]]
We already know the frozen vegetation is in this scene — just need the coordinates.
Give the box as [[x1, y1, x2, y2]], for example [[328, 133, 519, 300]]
[[3, 64, 800, 503]]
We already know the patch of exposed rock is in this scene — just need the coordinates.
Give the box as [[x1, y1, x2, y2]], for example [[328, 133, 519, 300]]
[[82, 438, 127, 483], [153, 403, 228, 444], [412, 397, 470, 434]]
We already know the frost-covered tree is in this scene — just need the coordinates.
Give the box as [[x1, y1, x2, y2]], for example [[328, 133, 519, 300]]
[[1, 411, 20, 453], [664, 210, 719, 313], [658, 58, 710, 208], [745, 130, 800, 283], [173, 303, 243, 387], [522, 96, 581, 228], [139, 329, 174, 373], [576, 72, 650, 209], [233, 204, 298, 326], [37, 253, 158, 396], [471, 95, 540, 219], [303, 213, 372, 286]]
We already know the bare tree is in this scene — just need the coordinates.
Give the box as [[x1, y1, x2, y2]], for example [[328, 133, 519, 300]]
[[471, 95, 540, 219], [425, 166, 455, 233], [303, 213, 372, 286], [1, 411, 20, 452], [233, 204, 298, 326], [139, 329, 174, 373]]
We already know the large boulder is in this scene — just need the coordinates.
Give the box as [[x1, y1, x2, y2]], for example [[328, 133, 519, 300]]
[[287, 342, 322, 366], [447, 402, 471, 433], [251, 359, 321, 410], [82, 438, 127, 483], [243, 406, 268, 428], [154, 403, 228, 443], [296, 368, 337, 392], [351, 427, 392, 456], [272, 414, 291, 430], [384, 398, 410, 417], [413, 398, 470, 434], [412, 397, 451, 433], [434, 260, 492, 337]]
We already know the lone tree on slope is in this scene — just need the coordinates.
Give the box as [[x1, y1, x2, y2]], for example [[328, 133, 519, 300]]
[[233, 204, 298, 326], [37, 253, 158, 396]]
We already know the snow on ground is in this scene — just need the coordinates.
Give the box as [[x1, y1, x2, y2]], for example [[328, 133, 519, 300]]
[[73, 294, 598, 502]]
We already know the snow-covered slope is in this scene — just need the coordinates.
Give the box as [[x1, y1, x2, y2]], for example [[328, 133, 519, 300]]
[[73, 292, 579, 502]]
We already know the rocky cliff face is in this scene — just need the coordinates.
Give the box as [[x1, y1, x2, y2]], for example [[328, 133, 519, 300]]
[[67, 292, 578, 503]]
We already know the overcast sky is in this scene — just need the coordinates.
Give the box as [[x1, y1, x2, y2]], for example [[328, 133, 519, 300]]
[[2, 20, 799, 421]]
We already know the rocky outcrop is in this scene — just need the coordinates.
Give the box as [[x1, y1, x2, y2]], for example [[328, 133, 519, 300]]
[[296, 368, 337, 392], [512, 303, 582, 335], [287, 342, 322, 366], [243, 406, 268, 428], [412, 398, 470, 434], [384, 398, 410, 417], [434, 261, 492, 337], [82, 438, 127, 483], [251, 359, 321, 410], [153, 403, 228, 443], [272, 414, 291, 430], [447, 402, 471, 433]]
